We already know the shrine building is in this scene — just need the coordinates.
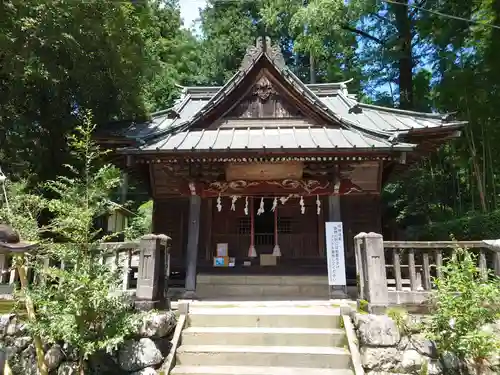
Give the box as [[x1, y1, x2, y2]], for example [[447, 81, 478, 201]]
[[104, 37, 465, 298]]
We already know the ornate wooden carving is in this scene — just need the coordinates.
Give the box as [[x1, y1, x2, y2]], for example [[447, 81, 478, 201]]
[[226, 162, 303, 181], [240, 36, 286, 71], [227, 75, 303, 119], [266, 37, 286, 69], [254, 76, 275, 101], [153, 160, 379, 198], [341, 162, 380, 193], [175, 178, 365, 198]]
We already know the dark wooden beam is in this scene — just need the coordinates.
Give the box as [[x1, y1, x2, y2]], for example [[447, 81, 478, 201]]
[[184, 196, 201, 298]]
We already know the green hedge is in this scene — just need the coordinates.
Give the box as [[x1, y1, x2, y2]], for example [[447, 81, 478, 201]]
[[405, 210, 500, 241]]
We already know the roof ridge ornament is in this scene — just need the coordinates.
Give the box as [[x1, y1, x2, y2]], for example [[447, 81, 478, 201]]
[[239, 36, 286, 71]]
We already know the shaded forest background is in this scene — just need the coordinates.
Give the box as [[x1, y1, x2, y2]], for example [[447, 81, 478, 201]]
[[1, 0, 500, 240]]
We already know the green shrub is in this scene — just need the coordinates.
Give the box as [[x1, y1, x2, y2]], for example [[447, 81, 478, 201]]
[[425, 247, 500, 374]]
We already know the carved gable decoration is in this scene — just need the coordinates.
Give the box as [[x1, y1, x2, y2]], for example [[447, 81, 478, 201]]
[[240, 36, 286, 71], [254, 76, 275, 101], [227, 76, 303, 119]]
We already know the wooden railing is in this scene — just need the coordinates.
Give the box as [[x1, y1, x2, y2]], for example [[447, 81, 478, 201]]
[[0, 242, 140, 299], [355, 233, 500, 309]]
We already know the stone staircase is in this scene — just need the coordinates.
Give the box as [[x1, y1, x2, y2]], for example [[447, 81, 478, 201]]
[[170, 302, 355, 375], [195, 275, 331, 301]]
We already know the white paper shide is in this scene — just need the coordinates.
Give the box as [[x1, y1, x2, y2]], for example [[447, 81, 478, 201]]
[[325, 222, 346, 286]]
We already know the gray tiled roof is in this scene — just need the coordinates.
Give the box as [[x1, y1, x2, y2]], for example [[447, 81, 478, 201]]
[[118, 39, 464, 153], [138, 127, 415, 153], [122, 82, 463, 142], [317, 89, 463, 134]]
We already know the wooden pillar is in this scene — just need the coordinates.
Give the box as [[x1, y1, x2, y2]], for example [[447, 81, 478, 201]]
[[205, 199, 213, 261], [184, 195, 201, 298], [328, 195, 341, 221], [318, 196, 326, 257]]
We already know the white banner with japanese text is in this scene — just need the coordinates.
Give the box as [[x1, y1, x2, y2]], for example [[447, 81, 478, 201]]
[[325, 222, 346, 286]]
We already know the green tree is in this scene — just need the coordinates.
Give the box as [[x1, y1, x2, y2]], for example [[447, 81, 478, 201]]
[[143, 0, 205, 111], [1, 111, 140, 375], [197, 0, 260, 85], [0, 0, 153, 183], [0, 0, 203, 183]]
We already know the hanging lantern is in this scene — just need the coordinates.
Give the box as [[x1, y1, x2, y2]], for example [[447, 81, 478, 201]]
[[316, 194, 321, 215], [299, 196, 305, 214]]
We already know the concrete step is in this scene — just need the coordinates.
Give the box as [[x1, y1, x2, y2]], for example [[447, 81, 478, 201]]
[[181, 326, 347, 347], [187, 307, 342, 329], [171, 365, 354, 375], [175, 345, 351, 368]]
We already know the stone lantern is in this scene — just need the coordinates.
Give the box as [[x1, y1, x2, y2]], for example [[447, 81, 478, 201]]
[[0, 224, 37, 252]]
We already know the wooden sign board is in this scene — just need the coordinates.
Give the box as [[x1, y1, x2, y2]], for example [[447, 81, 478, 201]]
[[226, 162, 303, 181]]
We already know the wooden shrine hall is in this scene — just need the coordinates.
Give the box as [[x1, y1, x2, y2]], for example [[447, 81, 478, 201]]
[[105, 37, 465, 298]]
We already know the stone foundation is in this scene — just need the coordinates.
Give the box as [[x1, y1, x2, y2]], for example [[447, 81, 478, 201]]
[[0, 311, 176, 375], [350, 311, 500, 375]]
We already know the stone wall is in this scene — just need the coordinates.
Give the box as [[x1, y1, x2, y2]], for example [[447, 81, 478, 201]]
[[350, 312, 441, 375], [0, 311, 176, 375], [350, 311, 500, 375]]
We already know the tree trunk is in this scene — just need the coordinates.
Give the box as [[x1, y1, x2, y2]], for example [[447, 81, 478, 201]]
[[391, 0, 413, 109], [309, 53, 315, 84]]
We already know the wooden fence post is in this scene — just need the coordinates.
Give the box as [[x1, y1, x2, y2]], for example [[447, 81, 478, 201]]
[[357, 232, 389, 314]]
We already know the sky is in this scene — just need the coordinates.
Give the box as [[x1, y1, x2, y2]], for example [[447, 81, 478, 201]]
[[179, 0, 207, 33]]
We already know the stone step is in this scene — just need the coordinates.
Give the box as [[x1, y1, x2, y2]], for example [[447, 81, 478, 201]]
[[187, 307, 342, 329], [196, 274, 328, 286], [185, 300, 349, 308], [171, 365, 354, 375], [195, 284, 329, 299], [181, 326, 346, 347], [175, 345, 351, 368]]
